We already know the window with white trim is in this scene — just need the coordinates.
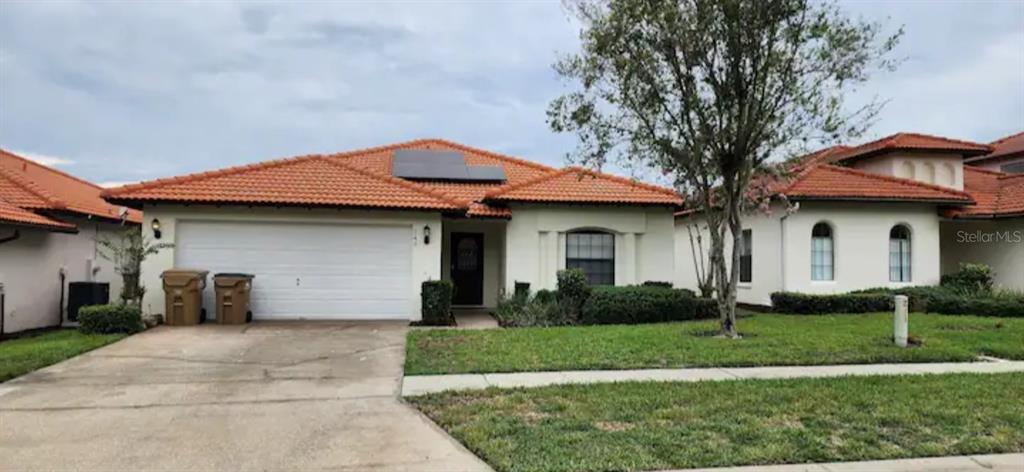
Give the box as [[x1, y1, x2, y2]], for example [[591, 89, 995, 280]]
[[811, 223, 834, 281], [566, 231, 615, 285], [889, 225, 911, 282]]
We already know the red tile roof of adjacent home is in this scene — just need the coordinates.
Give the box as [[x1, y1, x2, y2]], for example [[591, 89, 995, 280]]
[[484, 167, 683, 206], [103, 139, 683, 216], [943, 167, 1024, 218], [965, 131, 1024, 164], [833, 132, 992, 163], [776, 164, 973, 203], [0, 196, 77, 232], [0, 149, 142, 223]]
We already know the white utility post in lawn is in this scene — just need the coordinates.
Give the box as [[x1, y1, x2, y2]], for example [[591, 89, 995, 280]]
[[894, 295, 909, 347]]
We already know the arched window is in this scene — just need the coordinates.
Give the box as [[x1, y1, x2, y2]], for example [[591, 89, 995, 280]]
[[889, 225, 911, 282], [566, 231, 615, 285], [811, 223, 834, 281]]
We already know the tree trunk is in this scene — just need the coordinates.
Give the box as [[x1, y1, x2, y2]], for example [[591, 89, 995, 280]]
[[722, 203, 743, 338]]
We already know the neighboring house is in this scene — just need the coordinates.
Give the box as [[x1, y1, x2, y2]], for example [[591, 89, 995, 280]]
[[965, 131, 1024, 174], [675, 132, 1024, 307], [102, 139, 681, 321], [0, 150, 142, 334]]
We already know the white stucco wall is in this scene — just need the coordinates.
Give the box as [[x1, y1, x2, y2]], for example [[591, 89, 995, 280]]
[[138, 205, 442, 321], [441, 219, 506, 308], [969, 156, 1024, 173], [940, 218, 1024, 291], [675, 202, 945, 306], [0, 218, 130, 334], [852, 151, 964, 190], [504, 205, 675, 293]]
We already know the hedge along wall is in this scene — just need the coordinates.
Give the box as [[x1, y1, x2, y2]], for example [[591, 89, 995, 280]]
[[771, 290, 1024, 317], [582, 286, 717, 325]]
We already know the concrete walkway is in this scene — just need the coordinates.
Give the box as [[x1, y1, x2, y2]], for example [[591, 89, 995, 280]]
[[402, 360, 1024, 396], [665, 453, 1023, 472]]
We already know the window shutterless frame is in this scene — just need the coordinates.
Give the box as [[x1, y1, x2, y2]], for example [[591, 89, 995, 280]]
[[566, 231, 615, 285]]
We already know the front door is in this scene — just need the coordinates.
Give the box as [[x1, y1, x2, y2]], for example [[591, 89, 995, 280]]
[[450, 232, 484, 305]]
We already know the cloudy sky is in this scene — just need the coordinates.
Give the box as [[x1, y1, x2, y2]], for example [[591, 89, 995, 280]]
[[0, 1, 1021, 186]]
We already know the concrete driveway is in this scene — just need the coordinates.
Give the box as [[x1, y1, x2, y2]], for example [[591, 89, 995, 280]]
[[0, 322, 490, 471]]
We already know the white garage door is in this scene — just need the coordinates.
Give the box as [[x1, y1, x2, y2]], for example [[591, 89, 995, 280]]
[[175, 221, 413, 320]]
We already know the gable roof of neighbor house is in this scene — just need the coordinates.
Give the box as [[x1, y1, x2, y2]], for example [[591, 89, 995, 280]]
[[0, 196, 77, 232], [942, 167, 1024, 219], [103, 139, 683, 217], [964, 131, 1024, 165], [0, 149, 142, 224], [831, 132, 992, 163]]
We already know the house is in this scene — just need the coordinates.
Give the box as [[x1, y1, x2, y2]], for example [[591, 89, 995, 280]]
[[0, 150, 142, 334], [102, 139, 682, 321], [674, 132, 1024, 307], [965, 131, 1024, 173]]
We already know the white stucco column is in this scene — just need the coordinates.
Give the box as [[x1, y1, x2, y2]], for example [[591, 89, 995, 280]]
[[623, 232, 637, 285], [543, 231, 559, 289]]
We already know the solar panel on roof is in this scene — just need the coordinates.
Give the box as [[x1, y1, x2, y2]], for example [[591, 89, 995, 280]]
[[392, 149, 506, 182]]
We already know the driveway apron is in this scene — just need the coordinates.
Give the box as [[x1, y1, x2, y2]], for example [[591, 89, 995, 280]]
[[0, 322, 490, 471]]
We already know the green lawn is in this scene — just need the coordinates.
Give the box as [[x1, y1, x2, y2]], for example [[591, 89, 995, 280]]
[[410, 373, 1024, 472], [406, 313, 1024, 375], [0, 329, 125, 382]]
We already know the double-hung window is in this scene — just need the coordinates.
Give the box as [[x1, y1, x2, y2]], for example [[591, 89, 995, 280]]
[[889, 225, 912, 282], [566, 232, 615, 285], [811, 223, 834, 281]]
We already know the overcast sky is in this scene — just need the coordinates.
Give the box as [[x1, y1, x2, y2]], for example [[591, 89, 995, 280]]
[[1, 1, 1021, 186]]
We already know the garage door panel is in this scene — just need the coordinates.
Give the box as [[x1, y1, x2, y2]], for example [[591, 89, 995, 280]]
[[175, 221, 413, 319]]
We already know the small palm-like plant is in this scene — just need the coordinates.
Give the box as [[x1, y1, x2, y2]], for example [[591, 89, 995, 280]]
[[96, 227, 173, 307]]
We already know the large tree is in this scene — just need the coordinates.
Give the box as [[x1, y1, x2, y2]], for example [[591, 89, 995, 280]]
[[549, 0, 900, 337]]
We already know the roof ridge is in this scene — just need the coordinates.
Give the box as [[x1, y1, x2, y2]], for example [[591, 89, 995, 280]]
[[422, 138, 559, 173], [0, 165, 67, 209], [989, 130, 1024, 146], [103, 153, 324, 197], [0, 148, 106, 191], [820, 164, 972, 199], [891, 132, 991, 150], [316, 156, 468, 209]]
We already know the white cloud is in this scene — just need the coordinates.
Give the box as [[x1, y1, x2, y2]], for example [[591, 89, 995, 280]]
[[8, 149, 75, 167]]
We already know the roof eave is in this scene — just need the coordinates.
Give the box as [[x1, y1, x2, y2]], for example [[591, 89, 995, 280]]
[[103, 197, 464, 214], [788, 195, 973, 205]]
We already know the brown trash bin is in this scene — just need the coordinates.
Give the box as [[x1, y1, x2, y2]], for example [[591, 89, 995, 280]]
[[161, 269, 209, 326], [213, 273, 255, 324]]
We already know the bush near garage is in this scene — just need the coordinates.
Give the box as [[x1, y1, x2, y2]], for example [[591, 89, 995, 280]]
[[78, 304, 144, 334], [420, 280, 455, 326], [582, 286, 717, 325]]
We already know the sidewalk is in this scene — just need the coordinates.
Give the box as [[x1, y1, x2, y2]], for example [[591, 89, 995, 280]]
[[401, 359, 1024, 396], [664, 453, 1023, 472]]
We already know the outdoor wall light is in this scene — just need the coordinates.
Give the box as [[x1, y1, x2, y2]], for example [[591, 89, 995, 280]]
[[151, 218, 162, 240], [423, 225, 431, 245]]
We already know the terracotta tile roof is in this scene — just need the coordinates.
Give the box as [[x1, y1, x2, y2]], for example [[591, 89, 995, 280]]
[[834, 133, 992, 163], [779, 164, 973, 203], [789, 145, 851, 169], [484, 167, 683, 206], [0, 149, 141, 223], [0, 165, 65, 210], [943, 167, 1024, 218], [0, 196, 77, 232], [104, 139, 682, 216], [966, 131, 1024, 164], [104, 155, 466, 211]]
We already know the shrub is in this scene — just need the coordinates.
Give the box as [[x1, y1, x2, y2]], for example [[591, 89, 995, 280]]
[[922, 293, 1024, 317], [494, 292, 572, 328], [941, 263, 995, 296], [534, 289, 557, 304], [78, 304, 143, 334], [421, 280, 455, 326], [641, 281, 673, 288], [770, 292, 893, 314], [582, 286, 717, 325], [557, 269, 591, 324]]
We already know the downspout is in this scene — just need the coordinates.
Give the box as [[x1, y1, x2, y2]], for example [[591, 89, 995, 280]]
[[57, 267, 67, 328]]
